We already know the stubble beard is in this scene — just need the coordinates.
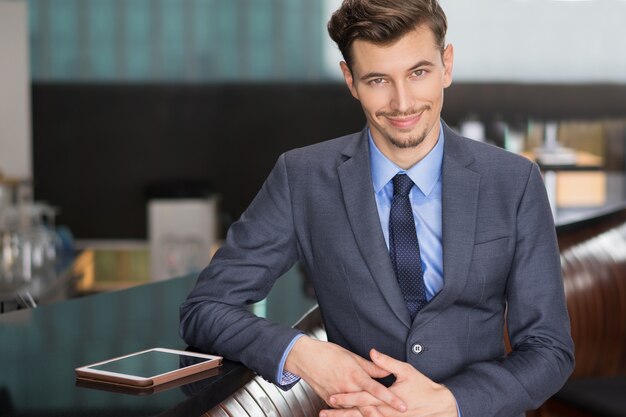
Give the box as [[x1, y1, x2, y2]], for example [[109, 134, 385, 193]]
[[376, 106, 432, 149], [385, 129, 428, 149]]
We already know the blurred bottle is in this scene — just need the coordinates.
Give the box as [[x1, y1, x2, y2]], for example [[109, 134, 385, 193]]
[[460, 113, 485, 142], [505, 116, 527, 154], [0, 202, 67, 295]]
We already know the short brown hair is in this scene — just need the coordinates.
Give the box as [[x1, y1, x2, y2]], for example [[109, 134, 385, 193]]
[[327, 0, 447, 68]]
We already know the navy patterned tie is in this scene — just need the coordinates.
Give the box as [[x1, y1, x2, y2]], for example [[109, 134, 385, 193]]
[[389, 174, 427, 320]]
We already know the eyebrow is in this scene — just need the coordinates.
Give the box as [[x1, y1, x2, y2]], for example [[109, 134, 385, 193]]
[[359, 60, 435, 81]]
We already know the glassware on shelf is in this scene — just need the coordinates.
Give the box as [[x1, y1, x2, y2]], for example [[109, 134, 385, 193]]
[[504, 119, 527, 155], [0, 206, 26, 291], [0, 202, 62, 296]]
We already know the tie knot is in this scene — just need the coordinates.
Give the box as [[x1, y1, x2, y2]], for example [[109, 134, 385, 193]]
[[392, 174, 414, 197]]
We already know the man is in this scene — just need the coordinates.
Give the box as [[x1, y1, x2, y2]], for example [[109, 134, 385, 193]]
[[180, 1, 575, 416]]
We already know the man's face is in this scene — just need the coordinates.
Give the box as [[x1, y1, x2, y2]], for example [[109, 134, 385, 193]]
[[341, 25, 453, 155]]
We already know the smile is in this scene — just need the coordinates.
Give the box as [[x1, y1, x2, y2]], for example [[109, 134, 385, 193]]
[[385, 111, 424, 129]]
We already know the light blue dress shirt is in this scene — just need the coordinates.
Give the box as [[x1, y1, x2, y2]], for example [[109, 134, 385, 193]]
[[368, 125, 444, 302], [277, 123, 445, 384]]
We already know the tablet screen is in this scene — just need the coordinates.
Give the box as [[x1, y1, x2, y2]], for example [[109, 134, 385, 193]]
[[90, 350, 212, 378]]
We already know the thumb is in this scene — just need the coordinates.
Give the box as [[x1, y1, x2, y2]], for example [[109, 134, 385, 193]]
[[369, 349, 409, 377]]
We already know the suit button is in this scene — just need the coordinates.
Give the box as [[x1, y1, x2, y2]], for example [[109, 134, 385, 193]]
[[411, 343, 424, 355]]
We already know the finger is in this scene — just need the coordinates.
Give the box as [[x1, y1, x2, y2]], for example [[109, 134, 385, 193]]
[[369, 404, 396, 417], [330, 391, 384, 408], [320, 408, 364, 417], [360, 377, 407, 413], [353, 355, 392, 379], [359, 405, 386, 417], [369, 349, 412, 377]]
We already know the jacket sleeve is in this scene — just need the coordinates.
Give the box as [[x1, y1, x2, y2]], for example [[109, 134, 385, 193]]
[[179, 153, 304, 384], [443, 164, 575, 417]]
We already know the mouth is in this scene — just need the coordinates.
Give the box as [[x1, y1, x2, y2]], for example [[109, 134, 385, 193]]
[[383, 109, 426, 130]]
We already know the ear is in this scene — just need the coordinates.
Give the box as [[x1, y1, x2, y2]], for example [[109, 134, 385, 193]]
[[340, 61, 359, 100], [442, 44, 454, 88]]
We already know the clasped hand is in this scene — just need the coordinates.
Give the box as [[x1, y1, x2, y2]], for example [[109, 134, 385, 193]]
[[285, 337, 457, 417]]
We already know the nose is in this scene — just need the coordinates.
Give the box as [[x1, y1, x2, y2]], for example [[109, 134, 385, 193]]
[[389, 81, 413, 113]]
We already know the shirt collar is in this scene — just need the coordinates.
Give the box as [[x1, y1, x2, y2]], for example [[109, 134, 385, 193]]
[[369, 121, 444, 196]]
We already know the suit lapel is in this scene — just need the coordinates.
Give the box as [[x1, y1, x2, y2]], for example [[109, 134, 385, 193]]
[[337, 129, 412, 328], [337, 125, 480, 329], [417, 124, 480, 325]]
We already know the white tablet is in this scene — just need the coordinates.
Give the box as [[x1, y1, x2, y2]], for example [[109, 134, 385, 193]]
[[75, 347, 222, 388]]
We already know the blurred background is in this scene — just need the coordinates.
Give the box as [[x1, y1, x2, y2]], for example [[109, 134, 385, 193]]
[[2, 3, 626, 417], [1, 0, 626, 298]]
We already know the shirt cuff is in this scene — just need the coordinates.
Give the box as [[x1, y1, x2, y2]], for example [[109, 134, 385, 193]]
[[276, 333, 305, 386]]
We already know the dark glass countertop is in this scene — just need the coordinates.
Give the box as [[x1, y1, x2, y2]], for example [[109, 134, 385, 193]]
[[0, 266, 316, 417]]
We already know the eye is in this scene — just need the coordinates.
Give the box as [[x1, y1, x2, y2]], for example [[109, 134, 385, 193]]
[[368, 78, 387, 86], [412, 69, 426, 78]]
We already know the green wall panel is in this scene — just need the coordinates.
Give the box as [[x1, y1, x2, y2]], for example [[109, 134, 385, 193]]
[[28, 0, 328, 81]]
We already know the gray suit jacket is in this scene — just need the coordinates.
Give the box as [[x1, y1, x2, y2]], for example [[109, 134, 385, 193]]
[[180, 123, 574, 417]]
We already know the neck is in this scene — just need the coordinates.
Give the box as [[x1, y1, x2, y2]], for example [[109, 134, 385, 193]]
[[373, 124, 441, 170]]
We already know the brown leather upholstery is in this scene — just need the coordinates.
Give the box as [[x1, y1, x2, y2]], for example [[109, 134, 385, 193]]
[[538, 205, 626, 416], [557, 207, 626, 378]]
